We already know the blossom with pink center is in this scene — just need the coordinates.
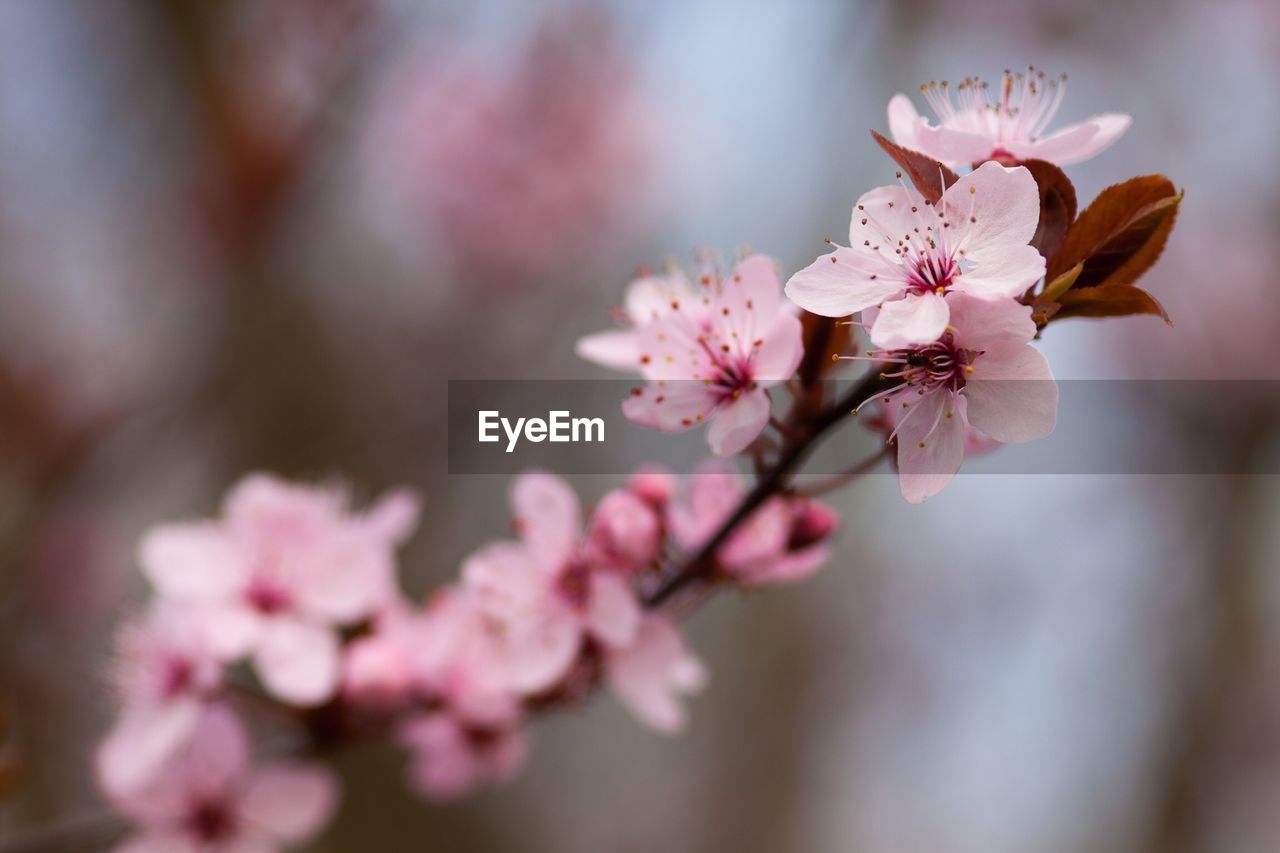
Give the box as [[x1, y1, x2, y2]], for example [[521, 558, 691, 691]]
[[103, 705, 337, 853], [667, 461, 837, 586], [786, 162, 1044, 349], [576, 268, 705, 370], [887, 68, 1131, 166], [605, 614, 706, 734], [398, 712, 528, 802], [96, 604, 226, 798], [463, 472, 642, 694], [622, 254, 804, 456], [857, 293, 1058, 503], [139, 474, 419, 706]]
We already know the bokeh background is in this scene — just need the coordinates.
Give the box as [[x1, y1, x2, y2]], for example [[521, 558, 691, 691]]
[[1, 0, 1278, 851]]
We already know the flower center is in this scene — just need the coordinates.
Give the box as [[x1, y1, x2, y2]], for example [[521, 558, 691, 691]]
[[159, 656, 195, 701], [556, 559, 592, 610], [695, 334, 755, 401], [245, 578, 292, 615], [188, 799, 234, 842]]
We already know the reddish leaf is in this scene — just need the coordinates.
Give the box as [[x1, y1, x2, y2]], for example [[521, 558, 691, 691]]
[[1053, 283, 1171, 323], [1046, 175, 1182, 288], [870, 130, 959, 205], [1021, 159, 1076, 260]]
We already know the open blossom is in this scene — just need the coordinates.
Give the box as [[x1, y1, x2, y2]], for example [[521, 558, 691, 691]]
[[576, 268, 704, 370], [399, 712, 528, 802], [463, 472, 643, 694], [96, 604, 226, 798], [139, 474, 419, 706], [887, 68, 1131, 166], [668, 461, 837, 585], [861, 293, 1057, 503], [786, 162, 1044, 349], [104, 705, 337, 853], [605, 614, 706, 734], [622, 254, 804, 456]]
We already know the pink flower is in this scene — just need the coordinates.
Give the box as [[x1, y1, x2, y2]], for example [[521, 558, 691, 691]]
[[104, 705, 337, 853], [668, 461, 837, 586], [96, 604, 226, 798], [398, 713, 528, 802], [863, 293, 1057, 503], [622, 254, 804, 456], [139, 474, 419, 706], [627, 464, 676, 509], [785, 162, 1044, 349], [463, 472, 642, 694], [576, 269, 704, 370], [887, 68, 1131, 166], [605, 615, 706, 734], [583, 488, 662, 573]]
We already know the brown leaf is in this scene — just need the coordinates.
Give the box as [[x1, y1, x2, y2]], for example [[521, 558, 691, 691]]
[[1021, 159, 1077, 260], [1053, 283, 1172, 323], [870, 130, 959, 205], [1046, 175, 1182, 288]]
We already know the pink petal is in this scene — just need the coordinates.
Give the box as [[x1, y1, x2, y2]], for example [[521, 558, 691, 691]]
[[719, 498, 791, 572], [910, 123, 994, 165], [964, 344, 1057, 443], [849, 184, 929, 248], [138, 524, 247, 603], [624, 271, 695, 323], [869, 292, 950, 348], [705, 389, 772, 456], [575, 329, 641, 371], [946, 292, 1036, 353], [606, 616, 705, 734], [238, 764, 338, 843], [666, 460, 742, 550], [586, 572, 642, 649], [621, 381, 719, 432], [750, 314, 804, 384], [96, 699, 201, 800], [1008, 113, 1131, 166], [945, 161, 1040, 252], [894, 390, 966, 504], [953, 243, 1045, 300], [632, 312, 713, 381], [503, 605, 582, 694], [719, 253, 783, 323], [362, 488, 421, 545], [886, 93, 921, 147], [252, 620, 340, 706], [784, 246, 903, 318], [510, 472, 581, 564], [399, 715, 477, 801]]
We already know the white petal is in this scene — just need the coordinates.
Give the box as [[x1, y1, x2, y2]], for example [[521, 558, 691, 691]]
[[1009, 113, 1132, 166], [138, 524, 247, 603], [886, 93, 921, 147], [944, 161, 1041, 253], [784, 246, 902, 318]]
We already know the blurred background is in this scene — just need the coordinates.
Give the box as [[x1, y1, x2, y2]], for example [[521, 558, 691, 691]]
[[1, 0, 1278, 850]]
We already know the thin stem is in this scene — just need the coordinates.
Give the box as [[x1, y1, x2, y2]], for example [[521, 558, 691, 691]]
[[790, 446, 890, 497]]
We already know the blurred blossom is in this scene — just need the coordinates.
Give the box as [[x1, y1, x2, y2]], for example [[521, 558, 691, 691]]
[[361, 10, 662, 289]]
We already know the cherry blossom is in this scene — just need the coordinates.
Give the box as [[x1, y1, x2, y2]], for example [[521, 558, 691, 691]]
[[399, 712, 528, 802], [887, 68, 1131, 166], [605, 615, 706, 734], [785, 161, 1044, 349], [855, 293, 1058, 503], [103, 705, 337, 853], [622, 254, 804, 456], [138, 474, 419, 706], [463, 472, 642, 694], [668, 461, 837, 585], [96, 604, 226, 798]]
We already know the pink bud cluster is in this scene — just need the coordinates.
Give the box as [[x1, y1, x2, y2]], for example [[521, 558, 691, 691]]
[[95, 468, 835, 848]]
